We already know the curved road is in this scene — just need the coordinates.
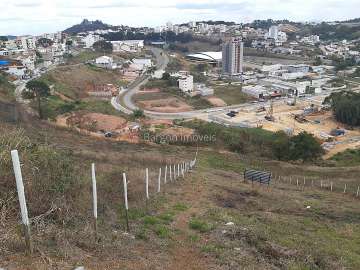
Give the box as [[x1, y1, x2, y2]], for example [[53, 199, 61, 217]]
[[112, 47, 251, 120], [111, 47, 331, 121]]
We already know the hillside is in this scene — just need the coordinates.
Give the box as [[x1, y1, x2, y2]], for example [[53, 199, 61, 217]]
[[64, 19, 113, 34], [0, 72, 15, 102], [1, 113, 360, 269]]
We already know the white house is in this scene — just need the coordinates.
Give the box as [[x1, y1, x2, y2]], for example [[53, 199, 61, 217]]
[[95, 56, 115, 69]]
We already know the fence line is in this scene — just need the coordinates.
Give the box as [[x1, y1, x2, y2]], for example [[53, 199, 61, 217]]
[[271, 174, 360, 199], [11, 148, 197, 252]]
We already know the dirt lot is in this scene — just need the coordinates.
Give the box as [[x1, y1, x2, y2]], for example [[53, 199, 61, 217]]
[[215, 98, 360, 158], [138, 98, 193, 113], [205, 96, 227, 107], [57, 112, 127, 132]]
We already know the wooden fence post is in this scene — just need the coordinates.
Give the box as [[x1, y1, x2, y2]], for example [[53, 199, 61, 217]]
[[91, 163, 98, 241], [11, 150, 33, 255], [122, 173, 130, 232]]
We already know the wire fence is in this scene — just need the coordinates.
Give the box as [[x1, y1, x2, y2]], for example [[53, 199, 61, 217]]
[[10, 149, 198, 254]]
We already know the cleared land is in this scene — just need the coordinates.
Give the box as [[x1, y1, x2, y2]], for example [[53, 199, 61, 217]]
[[212, 97, 360, 158]]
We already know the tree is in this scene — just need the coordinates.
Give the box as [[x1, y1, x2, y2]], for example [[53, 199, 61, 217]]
[[288, 132, 324, 161], [22, 80, 50, 119], [37, 38, 53, 48], [324, 91, 360, 126], [271, 131, 290, 160], [93, 40, 113, 53], [133, 109, 144, 119], [162, 72, 171, 80]]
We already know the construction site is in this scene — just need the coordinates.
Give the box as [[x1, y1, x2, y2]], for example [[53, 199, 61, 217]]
[[208, 94, 360, 158]]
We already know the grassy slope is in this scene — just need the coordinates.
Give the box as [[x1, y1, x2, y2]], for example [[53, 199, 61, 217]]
[[0, 73, 15, 102], [1, 118, 360, 269], [212, 84, 255, 105]]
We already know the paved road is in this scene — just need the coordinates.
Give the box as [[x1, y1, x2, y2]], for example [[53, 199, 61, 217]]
[[112, 47, 336, 121]]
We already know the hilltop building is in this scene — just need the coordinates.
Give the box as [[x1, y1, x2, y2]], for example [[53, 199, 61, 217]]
[[222, 38, 244, 76]]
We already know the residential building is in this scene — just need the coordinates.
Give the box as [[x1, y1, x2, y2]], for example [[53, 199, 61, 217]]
[[95, 56, 115, 69], [177, 71, 194, 93], [81, 34, 102, 48], [222, 38, 244, 75], [111, 40, 144, 53]]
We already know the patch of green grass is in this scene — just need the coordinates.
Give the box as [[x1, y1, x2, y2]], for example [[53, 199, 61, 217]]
[[188, 234, 199, 242], [201, 244, 225, 255], [41, 96, 129, 120], [189, 218, 213, 233], [153, 224, 171, 238], [143, 216, 160, 226], [213, 84, 254, 105], [330, 149, 360, 166], [128, 208, 146, 220], [158, 212, 175, 224], [200, 152, 246, 174], [173, 202, 189, 211]]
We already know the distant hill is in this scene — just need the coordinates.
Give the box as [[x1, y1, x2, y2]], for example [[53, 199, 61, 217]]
[[64, 19, 113, 34]]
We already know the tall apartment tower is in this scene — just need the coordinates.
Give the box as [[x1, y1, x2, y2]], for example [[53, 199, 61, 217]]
[[222, 38, 244, 76]]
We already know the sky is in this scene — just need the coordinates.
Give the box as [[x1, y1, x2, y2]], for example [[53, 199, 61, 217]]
[[1, 0, 359, 36]]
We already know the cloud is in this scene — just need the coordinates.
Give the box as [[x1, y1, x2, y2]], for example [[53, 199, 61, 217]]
[[175, 2, 250, 11], [13, 2, 42, 7], [0, 0, 359, 35]]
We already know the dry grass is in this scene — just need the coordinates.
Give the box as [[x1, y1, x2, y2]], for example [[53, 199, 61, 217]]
[[1, 119, 360, 269]]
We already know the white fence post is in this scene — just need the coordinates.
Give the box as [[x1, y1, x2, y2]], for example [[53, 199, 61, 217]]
[[91, 163, 98, 240], [343, 184, 347, 193], [174, 164, 176, 180], [122, 173, 129, 232], [157, 167, 161, 193], [331, 182, 333, 192], [169, 165, 172, 181], [177, 164, 180, 178], [164, 165, 168, 184], [145, 168, 149, 199], [11, 150, 33, 254]]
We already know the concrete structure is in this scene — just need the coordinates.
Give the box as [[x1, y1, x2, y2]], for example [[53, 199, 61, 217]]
[[195, 83, 214, 96], [186, 51, 222, 64], [222, 38, 244, 75], [242, 85, 268, 99], [95, 56, 115, 69], [111, 40, 144, 53], [177, 72, 194, 94], [81, 34, 102, 48], [268, 26, 279, 40]]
